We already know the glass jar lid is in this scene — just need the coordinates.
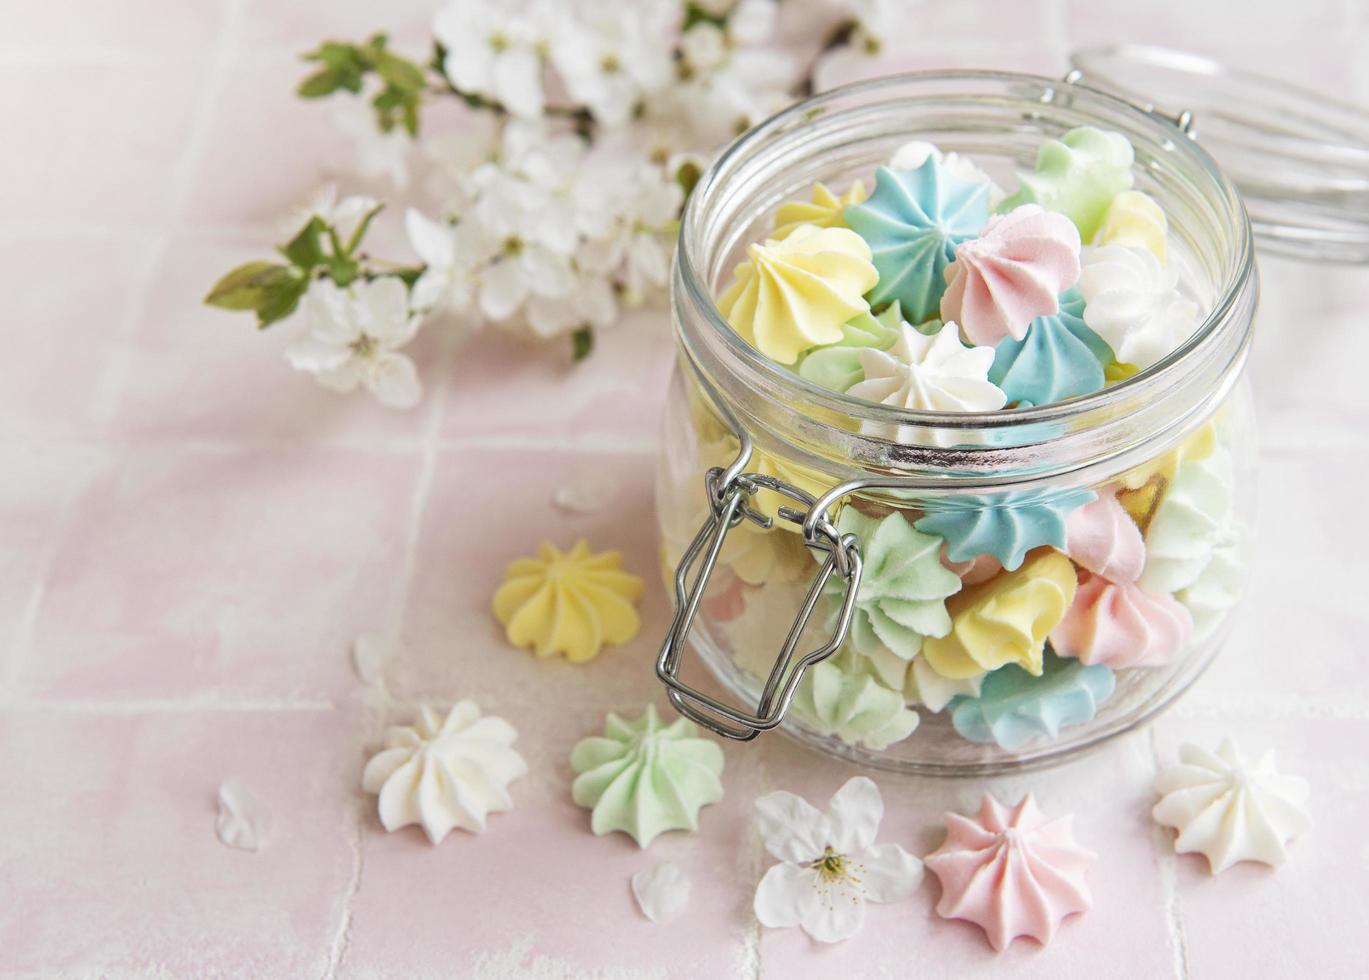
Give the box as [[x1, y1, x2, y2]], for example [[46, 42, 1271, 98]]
[[1068, 44, 1369, 264]]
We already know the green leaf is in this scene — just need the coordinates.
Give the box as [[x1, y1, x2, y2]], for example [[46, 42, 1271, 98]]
[[256, 274, 308, 328], [682, 2, 728, 31], [278, 217, 328, 270], [571, 326, 595, 362], [327, 255, 360, 287], [299, 41, 367, 97], [204, 261, 294, 311], [373, 50, 426, 93]]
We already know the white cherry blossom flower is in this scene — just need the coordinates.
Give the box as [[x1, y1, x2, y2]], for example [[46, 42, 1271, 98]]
[[405, 208, 496, 314], [579, 157, 682, 302], [753, 776, 923, 943], [552, 4, 675, 127], [433, 0, 549, 118], [478, 233, 575, 324], [525, 267, 617, 337], [728, 0, 779, 46], [280, 183, 378, 244], [286, 277, 422, 408]]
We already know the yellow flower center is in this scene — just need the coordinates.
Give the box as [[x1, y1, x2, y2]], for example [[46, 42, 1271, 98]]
[[351, 334, 377, 358], [810, 846, 854, 884]]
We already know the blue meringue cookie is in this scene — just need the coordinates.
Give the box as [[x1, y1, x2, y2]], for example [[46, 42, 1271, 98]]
[[844, 161, 990, 322], [948, 651, 1116, 750], [989, 289, 1114, 407], [914, 486, 1096, 570]]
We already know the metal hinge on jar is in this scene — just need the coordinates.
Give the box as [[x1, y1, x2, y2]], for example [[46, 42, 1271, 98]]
[[655, 434, 865, 741]]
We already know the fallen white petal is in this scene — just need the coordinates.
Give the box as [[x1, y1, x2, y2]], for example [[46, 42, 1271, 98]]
[[216, 780, 270, 851], [551, 472, 620, 515], [631, 862, 691, 924], [352, 632, 394, 689]]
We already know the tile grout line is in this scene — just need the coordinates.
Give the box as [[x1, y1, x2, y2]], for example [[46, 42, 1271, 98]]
[[1147, 726, 1190, 980], [321, 323, 458, 980]]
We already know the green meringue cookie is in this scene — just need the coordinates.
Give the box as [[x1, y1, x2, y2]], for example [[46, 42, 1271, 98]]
[[795, 301, 907, 392], [791, 648, 920, 750], [824, 507, 962, 669], [570, 704, 724, 848], [1001, 126, 1135, 240]]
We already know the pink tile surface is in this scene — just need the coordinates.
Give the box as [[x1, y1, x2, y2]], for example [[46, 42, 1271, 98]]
[[4, 1, 1369, 977]]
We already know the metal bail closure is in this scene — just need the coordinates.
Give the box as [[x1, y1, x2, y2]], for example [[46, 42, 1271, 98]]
[[655, 469, 864, 741]]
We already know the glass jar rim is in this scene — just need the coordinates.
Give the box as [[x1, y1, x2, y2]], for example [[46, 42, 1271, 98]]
[[675, 69, 1256, 438]]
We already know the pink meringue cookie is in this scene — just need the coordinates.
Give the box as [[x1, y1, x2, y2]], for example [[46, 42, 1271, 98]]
[[925, 793, 1095, 951], [941, 204, 1083, 346], [1051, 571, 1193, 669], [939, 542, 1002, 585], [1064, 490, 1145, 582]]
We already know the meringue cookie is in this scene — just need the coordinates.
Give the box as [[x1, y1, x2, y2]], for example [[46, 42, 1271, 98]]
[[925, 793, 1096, 950], [1050, 571, 1193, 669], [1064, 489, 1146, 582], [1002, 126, 1135, 241], [890, 140, 1006, 206], [947, 652, 1115, 749], [718, 223, 878, 364], [493, 539, 645, 663], [922, 549, 1078, 679], [915, 487, 1096, 571], [844, 160, 991, 321], [1095, 189, 1168, 264], [1176, 526, 1249, 641], [941, 204, 1082, 346], [1153, 737, 1311, 874], [1077, 243, 1202, 369], [791, 649, 921, 750], [1139, 446, 1236, 594], [362, 702, 528, 843], [795, 301, 906, 392], [907, 655, 982, 713], [846, 322, 1007, 446], [988, 289, 1112, 407], [772, 180, 868, 240], [571, 704, 725, 848], [824, 506, 962, 667]]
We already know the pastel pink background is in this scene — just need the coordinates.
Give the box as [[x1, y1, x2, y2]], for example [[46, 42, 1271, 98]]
[[3, 1, 1368, 977]]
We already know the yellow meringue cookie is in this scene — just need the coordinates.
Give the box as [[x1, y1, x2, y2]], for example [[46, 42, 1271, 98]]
[[1104, 360, 1140, 383], [1119, 418, 1218, 490], [922, 549, 1077, 679], [493, 540, 644, 663], [1095, 190, 1168, 264], [771, 180, 868, 240], [718, 224, 878, 365]]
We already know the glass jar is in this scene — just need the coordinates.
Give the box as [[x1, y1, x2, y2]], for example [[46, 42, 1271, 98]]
[[654, 72, 1259, 776]]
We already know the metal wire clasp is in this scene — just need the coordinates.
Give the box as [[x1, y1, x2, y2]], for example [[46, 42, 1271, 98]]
[[655, 468, 863, 741]]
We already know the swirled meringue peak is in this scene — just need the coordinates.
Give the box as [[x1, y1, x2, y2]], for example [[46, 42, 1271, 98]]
[[772, 180, 867, 240], [1064, 489, 1145, 582], [845, 161, 991, 321], [1050, 571, 1193, 669], [791, 649, 920, 750], [988, 288, 1112, 407], [947, 651, 1115, 749], [846, 322, 1006, 446], [824, 506, 963, 666], [1176, 526, 1249, 641], [718, 223, 878, 364], [1153, 737, 1311, 874], [362, 702, 528, 844], [941, 204, 1082, 346], [1095, 189, 1168, 263], [916, 486, 1096, 571], [1002, 126, 1135, 241], [1077, 243, 1202, 369], [795, 301, 905, 393], [571, 704, 725, 847], [925, 793, 1096, 951], [922, 549, 1078, 679]]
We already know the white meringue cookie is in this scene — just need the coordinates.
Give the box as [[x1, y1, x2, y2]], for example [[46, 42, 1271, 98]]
[[847, 322, 1006, 447], [1153, 737, 1311, 874], [362, 702, 528, 844], [1140, 446, 1236, 594], [1077, 243, 1202, 369]]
